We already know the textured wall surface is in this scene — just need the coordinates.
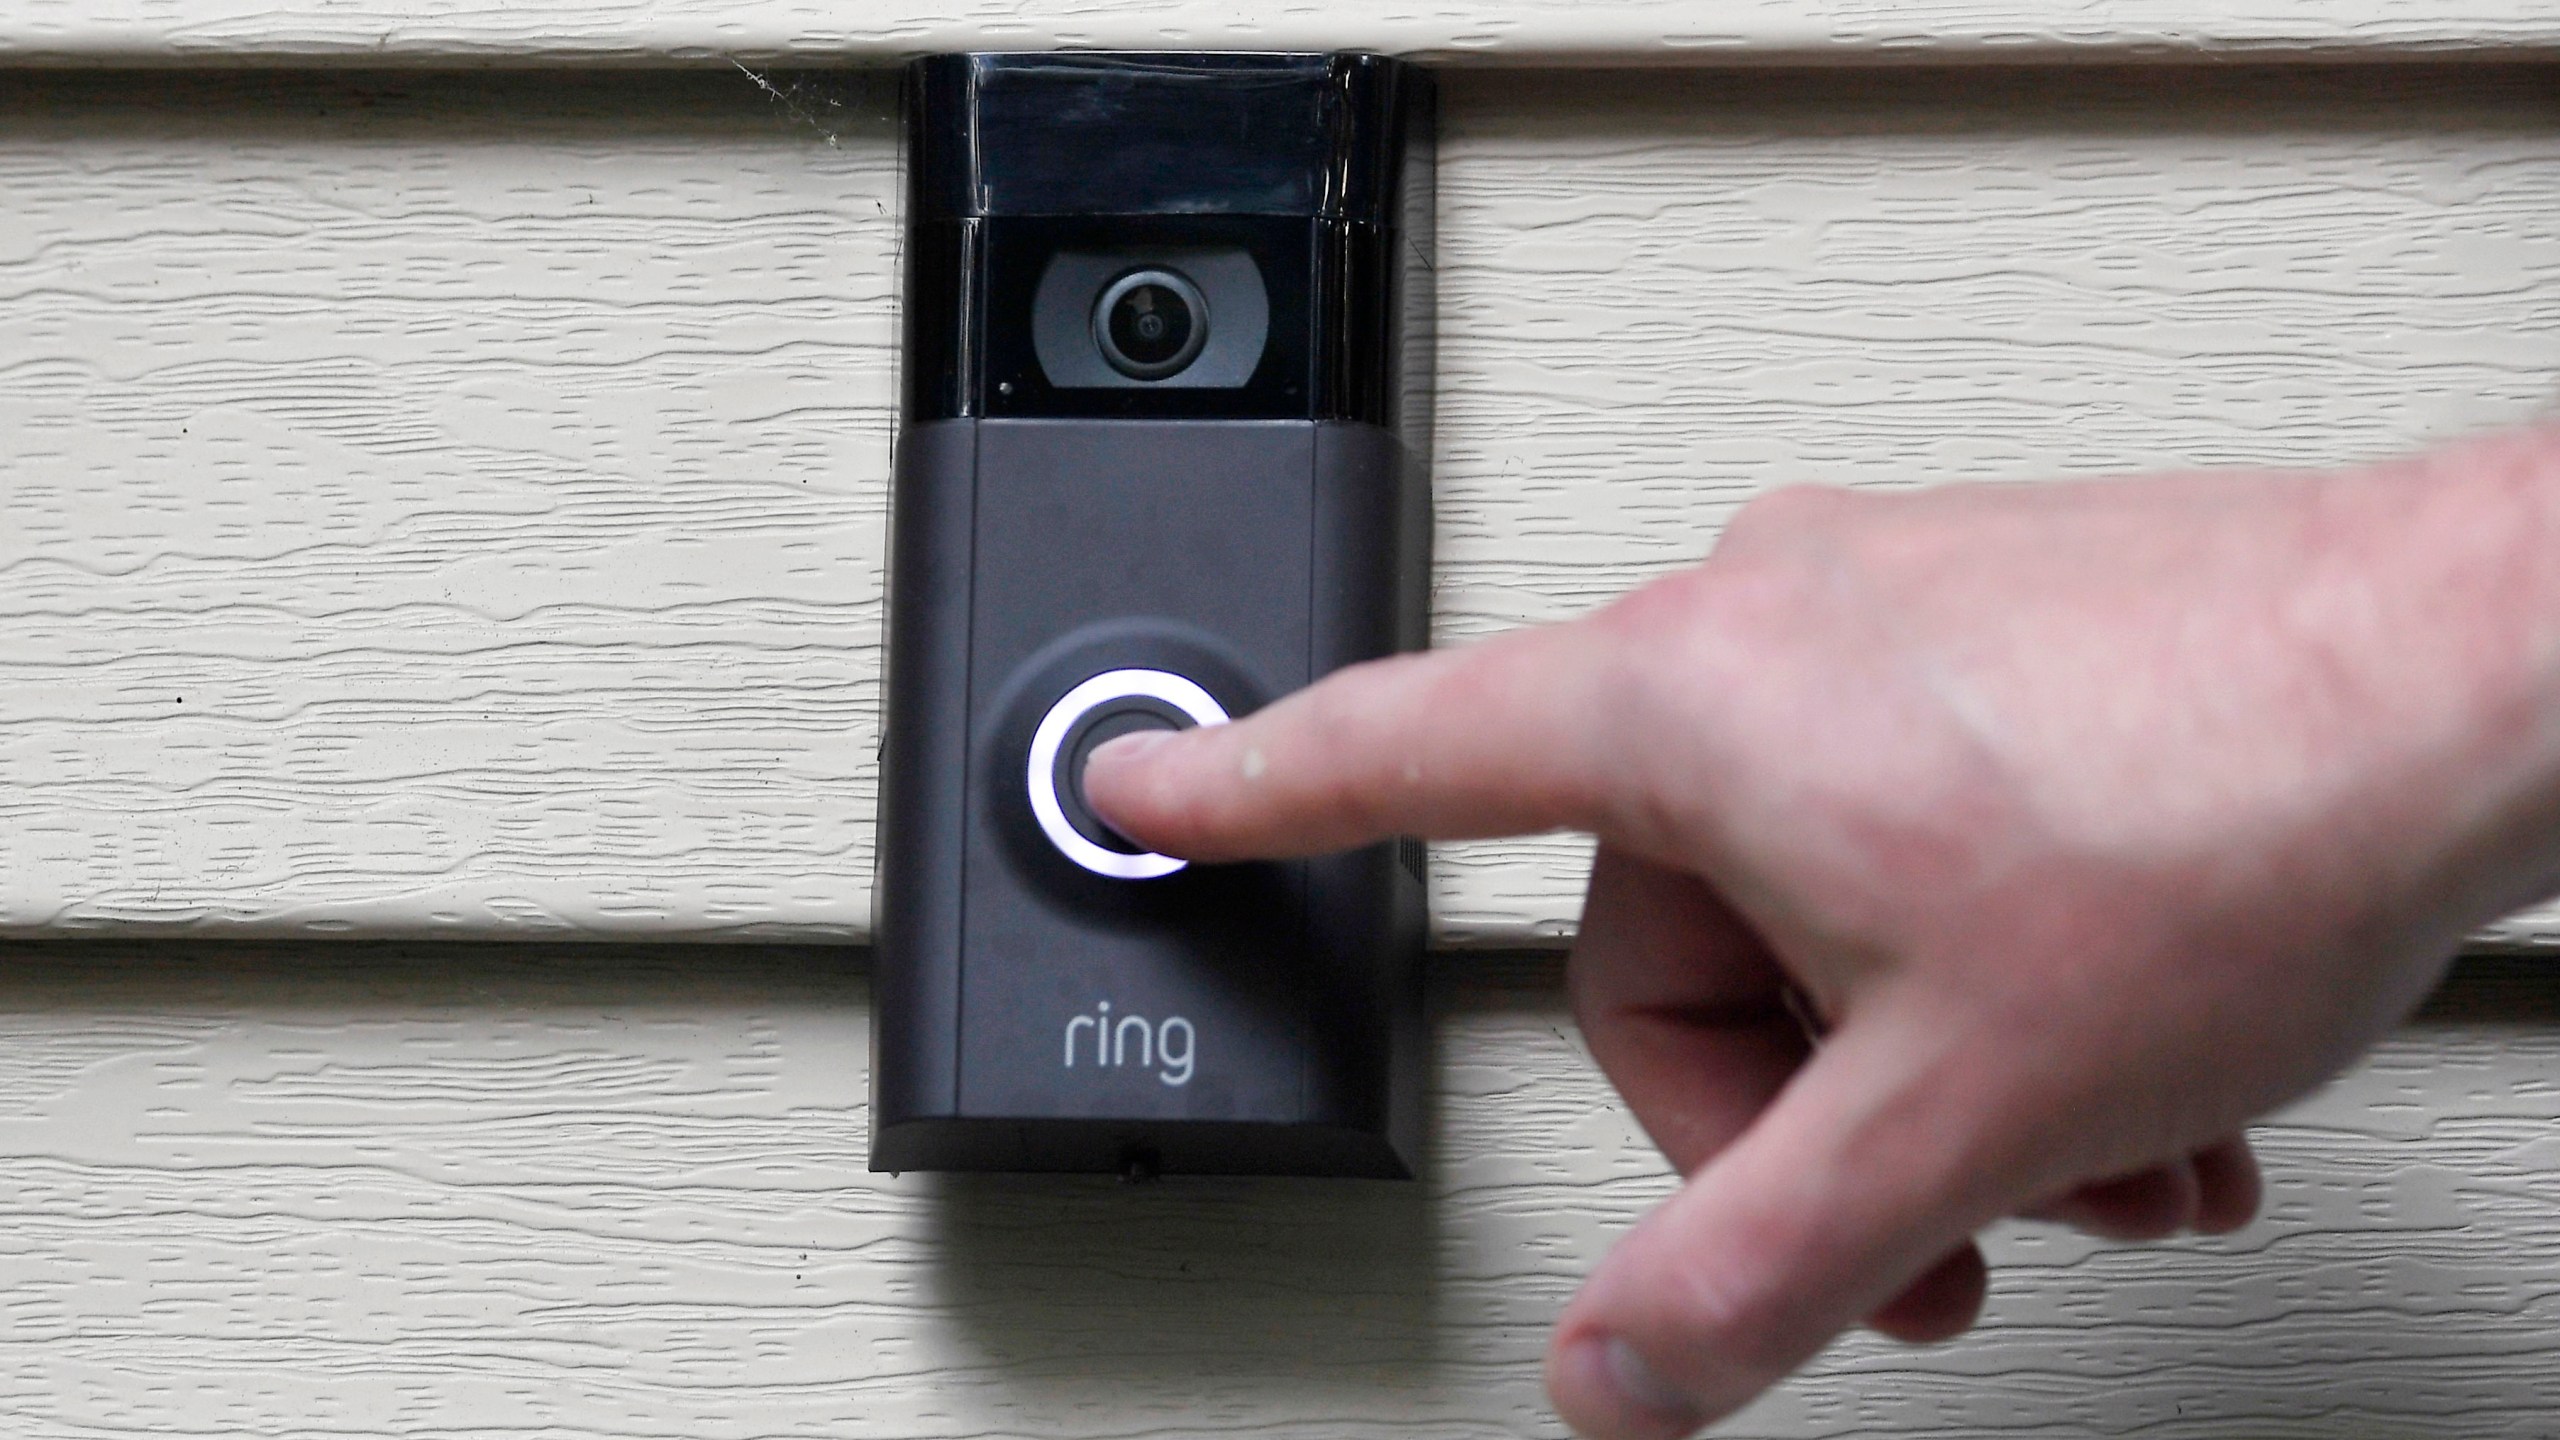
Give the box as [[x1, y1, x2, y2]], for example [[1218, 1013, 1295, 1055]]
[[3, 66, 2559, 944], [9, 50, 2560, 1440], [4, 0, 2558, 66], [0, 942, 2552, 1438]]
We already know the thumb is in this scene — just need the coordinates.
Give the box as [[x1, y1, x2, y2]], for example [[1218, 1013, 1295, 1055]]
[[1546, 997, 2025, 1438]]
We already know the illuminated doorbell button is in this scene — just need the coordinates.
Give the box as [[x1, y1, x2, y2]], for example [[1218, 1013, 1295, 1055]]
[[1027, 669, 1229, 879]]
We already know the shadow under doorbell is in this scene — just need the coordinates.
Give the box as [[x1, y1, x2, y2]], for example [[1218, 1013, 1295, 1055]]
[[870, 53, 1435, 1178]]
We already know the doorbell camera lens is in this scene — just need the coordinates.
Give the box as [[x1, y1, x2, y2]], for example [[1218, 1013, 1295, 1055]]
[[1095, 269, 1208, 379], [1027, 249, 1270, 393]]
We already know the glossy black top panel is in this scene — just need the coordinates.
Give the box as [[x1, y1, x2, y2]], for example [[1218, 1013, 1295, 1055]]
[[908, 52, 1423, 221]]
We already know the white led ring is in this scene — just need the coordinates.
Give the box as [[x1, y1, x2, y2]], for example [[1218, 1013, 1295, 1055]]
[[1026, 668, 1229, 880]]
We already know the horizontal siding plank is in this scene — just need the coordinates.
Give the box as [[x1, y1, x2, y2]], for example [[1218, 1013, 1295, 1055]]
[[0, 943, 2552, 1436], [3, 2, 2559, 67], [1, 68, 2556, 943]]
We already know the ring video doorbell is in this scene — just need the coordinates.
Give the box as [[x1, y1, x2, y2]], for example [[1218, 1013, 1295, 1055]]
[[871, 53, 1434, 1178]]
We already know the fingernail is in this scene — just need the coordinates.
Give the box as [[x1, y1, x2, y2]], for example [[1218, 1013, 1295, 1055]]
[[1582, 1336, 1704, 1433], [1606, 1338, 1703, 1423]]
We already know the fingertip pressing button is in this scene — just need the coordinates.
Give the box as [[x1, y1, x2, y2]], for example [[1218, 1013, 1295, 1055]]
[[1060, 703, 1186, 856], [1026, 669, 1228, 879]]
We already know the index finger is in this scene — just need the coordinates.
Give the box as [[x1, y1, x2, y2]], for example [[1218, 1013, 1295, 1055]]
[[1080, 617, 1631, 862]]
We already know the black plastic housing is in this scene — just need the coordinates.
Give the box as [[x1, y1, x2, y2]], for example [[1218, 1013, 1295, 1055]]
[[900, 51, 1434, 437], [872, 53, 1434, 1178]]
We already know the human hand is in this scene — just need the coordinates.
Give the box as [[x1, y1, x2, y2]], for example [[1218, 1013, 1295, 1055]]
[[1083, 429, 2560, 1436]]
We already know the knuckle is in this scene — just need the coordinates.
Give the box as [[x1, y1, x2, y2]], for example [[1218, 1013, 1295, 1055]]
[[1592, 563, 1711, 643], [1719, 481, 1853, 556], [1705, 484, 1877, 616], [1679, 485, 1895, 673]]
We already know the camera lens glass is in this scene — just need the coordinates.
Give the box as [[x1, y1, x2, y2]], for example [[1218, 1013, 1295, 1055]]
[[1094, 268, 1209, 380]]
